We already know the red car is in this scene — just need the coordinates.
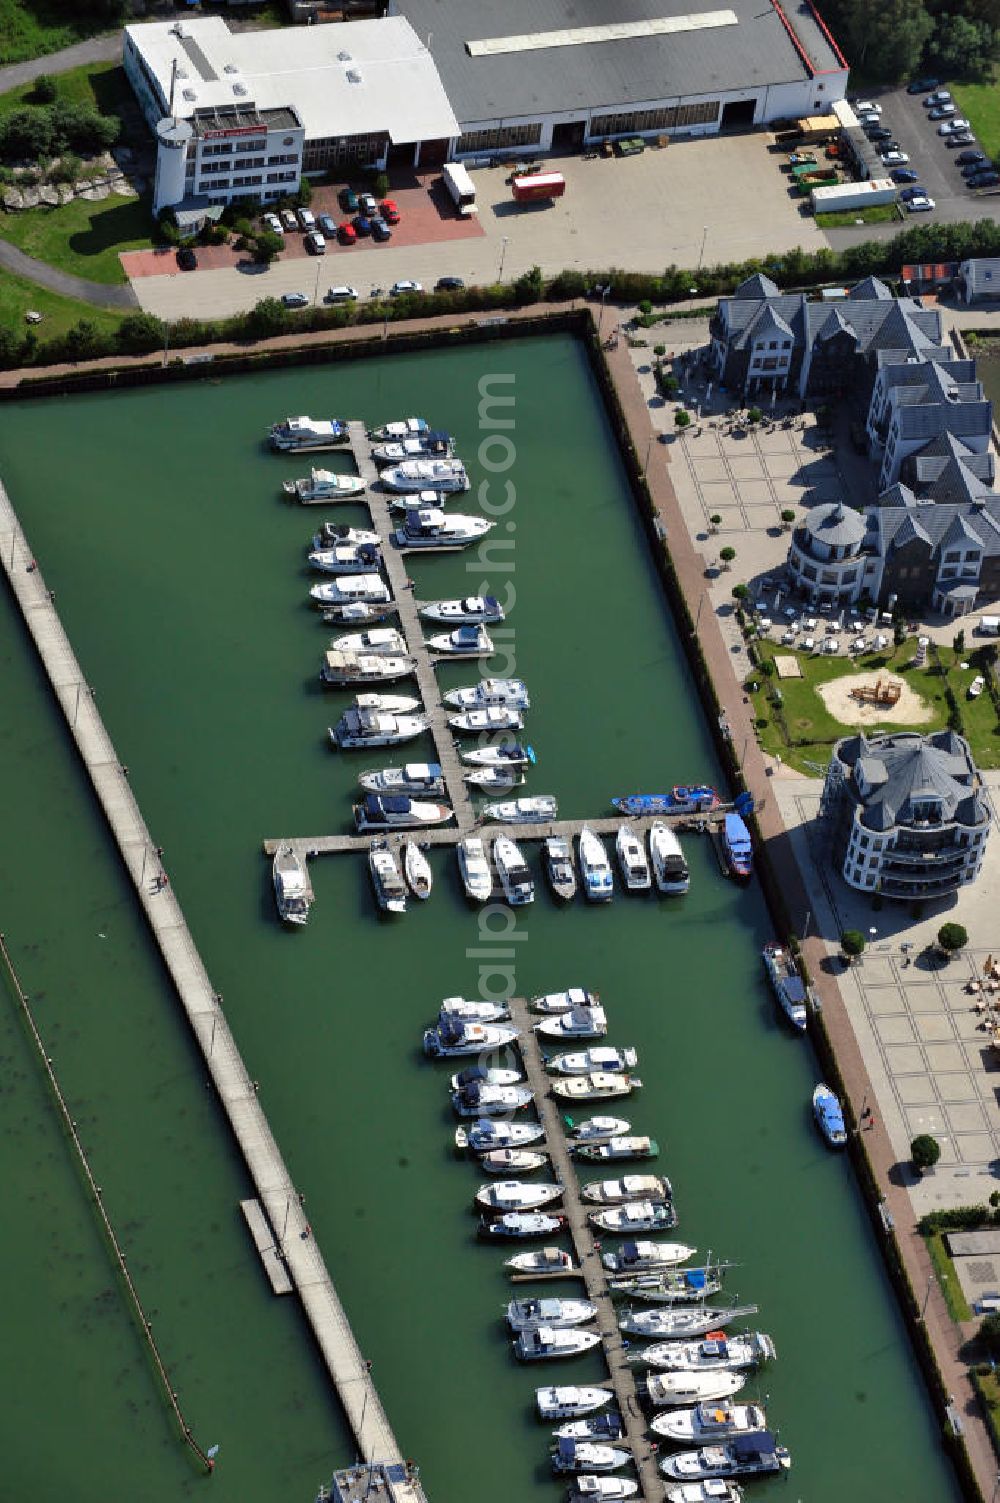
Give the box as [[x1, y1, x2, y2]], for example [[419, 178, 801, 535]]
[[337, 221, 357, 245], [380, 199, 401, 225]]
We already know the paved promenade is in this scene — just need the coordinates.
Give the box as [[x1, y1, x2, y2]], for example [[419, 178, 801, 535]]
[[0, 479, 413, 1477]]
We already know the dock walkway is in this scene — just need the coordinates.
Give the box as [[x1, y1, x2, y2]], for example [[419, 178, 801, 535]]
[[507, 995, 661, 1501], [0, 479, 416, 1481]]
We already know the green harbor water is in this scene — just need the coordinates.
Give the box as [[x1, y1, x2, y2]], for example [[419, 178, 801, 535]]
[[0, 335, 960, 1503]]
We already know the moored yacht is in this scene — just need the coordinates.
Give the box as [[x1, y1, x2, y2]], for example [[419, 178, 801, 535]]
[[464, 766, 525, 792], [359, 763, 445, 796], [493, 835, 535, 906], [368, 838, 406, 914], [480, 1212, 565, 1239], [543, 836, 577, 901], [439, 997, 511, 1023], [394, 506, 492, 549], [566, 1479, 638, 1502], [552, 1073, 639, 1103], [421, 595, 505, 625], [813, 1083, 847, 1147], [616, 825, 651, 891], [567, 1115, 630, 1143], [321, 600, 400, 625], [310, 573, 391, 608], [575, 1135, 657, 1163], [371, 431, 453, 464], [589, 1201, 676, 1234], [424, 1017, 518, 1057], [722, 813, 753, 881], [649, 822, 690, 895], [329, 708, 428, 748], [381, 457, 470, 492], [458, 1119, 545, 1153], [641, 1332, 776, 1371], [352, 693, 419, 714], [426, 624, 494, 655], [312, 522, 380, 550], [273, 843, 312, 926], [450, 1065, 522, 1093], [652, 1400, 768, 1444], [462, 742, 534, 769], [330, 627, 407, 657], [483, 795, 558, 824], [663, 1483, 744, 1503], [608, 1265, 720, 1302], [354, 793, 453, 831], [535, 1006, 608, 1040], [536, 1386, 612, 1420], [554, 1414, 625, 1442], [547, 1046, 637, 1076], [601, 1240, 696, 1274], [762, 942, 809, 1032], [508, 1247, 577, 1276], [283, 467, 365, 503], [578, 827, 613, 902], [449, 706, 525, 733], [403, 841, 432, 899], [515, 1327, 602, 1361], [581, 1174, 671, 1205], [639, 1370, 746, 1409], [477, 1180, 562, 1213], [551, 1436, 631, 1472], [309, 542, 381, 574], [481, 1147, 547, 1174], [659, 1432, 790, 1482], [612, 787, 719, 816], [453, 1082, 534, 1117], [270, 414, 349, 452], [445, 679, 530, 711], [532, 987, 599, 1015], [619, 1304, 755, 1340], [321, 650, 416, 686], [368, 416, 430, 442], [457, 836, 493, 903]]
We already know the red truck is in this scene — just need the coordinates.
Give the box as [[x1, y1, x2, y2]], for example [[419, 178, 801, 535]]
[[511, 172, 566, 203]]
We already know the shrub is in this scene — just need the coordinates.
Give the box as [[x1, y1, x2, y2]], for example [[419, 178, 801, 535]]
[[719, 545, 736, 567], [32, 75, 57, 105], [295, 178, 313, 206], [653, 343, 666, 356], [674, 409, 692, 429], [953, 629, 966, 655], [245, 297, 292, 339], [732, 583, 748, 599], [48, 153, 80, 185], [911, 1134, 941, 1172], [254, 230, 284, 264], [656, 369, 680, 398], [841, 929, 866, 960], [116, 313, 165, 355], [755, 716, 769, 729], [232, 217, 254, 241], [780, 508, 796, 528], [709, 513, 722, 529], [373, 171, 389, 200], [747, 406, 763, 424], [513, 265, 543, 304], [638, 299, 652, 315], [938, 922, 968, 954]]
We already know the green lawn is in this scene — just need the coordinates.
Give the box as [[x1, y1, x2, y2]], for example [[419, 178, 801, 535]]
[[925, 1230, 973, 1323], [0, 192, 151, 284], [747, 635, 1000, 773], [973, 1369, 1000, 1454], [952, 80, 1000, 163], [0, 60, 136, 122], [0, 263, 123, 342], [0, 1, 115, 66], [815, 205, 900, 228]]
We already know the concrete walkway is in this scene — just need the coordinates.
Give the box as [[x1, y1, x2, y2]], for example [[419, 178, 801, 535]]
[[0, 32, 120, 95], [0, 234, 138, 309]]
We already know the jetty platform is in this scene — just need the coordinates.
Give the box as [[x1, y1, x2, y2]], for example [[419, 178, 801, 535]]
[[0, 479, 419, 1484], [507, 994, 662, 1501]]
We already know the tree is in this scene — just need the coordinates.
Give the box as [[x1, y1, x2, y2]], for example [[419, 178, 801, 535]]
[[254, 230, 283, 264], [937, 922, 969, 954], [295, 177, 313, 206], [514, 265, 544, 303], [911, 1134, 941, 1172], [932, 14, 1000, 82], [0, 325, 26, 369], [780, 508, 796, 530], [674, 409, 692, 429], [116, 312, 165, 355], [709, 513, 722, 531], [32, 75, 57, 105], [837, 0, 933, 80], [719, 545, 736, 569], [245, 297, 292, 339], [841, 929, 866, 962], [747, 406, 763, 425], [0, 108, 54, 161], [732, 583, 749, 599], [953, 629, 965, 655], [62, 320, 103, 361], [981, 1312, 1000, 1359], [374, 171, 389, 200]]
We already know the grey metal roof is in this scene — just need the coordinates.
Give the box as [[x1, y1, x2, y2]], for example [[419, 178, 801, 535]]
[[401, 0, 844, 125], [840, 731, 987, 831], [803, 500, 865, 548], [849, 277, 892, 300], [872, 496, 1000, 559], [718, 283, 941, 359], [961, 258, 1000, 297]]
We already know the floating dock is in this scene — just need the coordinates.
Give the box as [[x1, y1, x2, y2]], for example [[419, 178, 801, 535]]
[[0, 477, 423, 1491], [240, 1198, 293, 1295]]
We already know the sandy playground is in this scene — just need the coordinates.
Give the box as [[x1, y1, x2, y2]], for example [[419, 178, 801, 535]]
[[817, 671, 934, 727]]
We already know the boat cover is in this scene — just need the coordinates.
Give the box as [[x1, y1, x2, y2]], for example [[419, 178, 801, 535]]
[[732, 1430, 775, 1458], [783, 977, 807, 1003], [685, 1270, 708, 1289], [363, 794, 412, 817]]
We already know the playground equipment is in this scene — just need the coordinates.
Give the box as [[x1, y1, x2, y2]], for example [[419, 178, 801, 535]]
[[850, 678, 902, 708]]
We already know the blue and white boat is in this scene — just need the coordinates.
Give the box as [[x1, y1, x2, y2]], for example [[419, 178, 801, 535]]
[[270, 415, 349, 452], [722, 813, 752, 881], [813, 1084, 847, 1147], [612, 786, 719, 817], [368, 416, 430, 441], [762, 942, 809, 1032]]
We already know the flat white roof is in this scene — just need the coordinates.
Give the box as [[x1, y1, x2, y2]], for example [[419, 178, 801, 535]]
[[125, 16, 460, 144]]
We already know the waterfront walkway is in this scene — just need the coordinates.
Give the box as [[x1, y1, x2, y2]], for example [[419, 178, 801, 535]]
[[0, 479, 417, 1482], [507, 996, 662, 1501]]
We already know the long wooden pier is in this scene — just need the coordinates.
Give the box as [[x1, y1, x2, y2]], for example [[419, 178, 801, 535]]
[[0, 479, 420, 1487], [507, 995, 662, 1501]]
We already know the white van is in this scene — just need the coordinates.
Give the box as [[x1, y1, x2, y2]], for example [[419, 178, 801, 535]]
[[297, 207, 317, 231], [304, 230, 326, 255], [977, 615, 1000, 636]]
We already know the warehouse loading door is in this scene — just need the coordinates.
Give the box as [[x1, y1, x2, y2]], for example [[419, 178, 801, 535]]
[[721, 99, 756, 130]]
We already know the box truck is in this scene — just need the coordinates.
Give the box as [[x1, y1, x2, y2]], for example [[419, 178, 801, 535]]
[[511, 172, 566, 204], [442, 162, 478, 216], [811, 178, 897, 214]]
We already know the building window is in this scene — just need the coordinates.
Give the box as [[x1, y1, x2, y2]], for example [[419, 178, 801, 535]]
[[266, 170, 297, 184], [234, 157, 265, 170], [589, 102, 718, 139], [232, 174, 263, 187], [198, 179, 230, 192], [201, 142, 233, 157], [455, 122, 543, 154]]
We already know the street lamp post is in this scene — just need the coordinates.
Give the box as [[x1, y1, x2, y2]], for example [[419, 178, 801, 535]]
[[920, 1272, 934, 1321], [498, 235, 510, 283], [697, 224, 709, 271]]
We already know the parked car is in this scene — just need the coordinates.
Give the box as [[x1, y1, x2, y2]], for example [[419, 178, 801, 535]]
[[899, 185, 928, 201], [176, 246, 197, 271], [945, 131, 976, 147], [353, 214, 373, 236], [389, 280, 423, 295], [297, 207, 317, 231], [957, 148, 987, 165], [962, 159, 990, 176], [280, 209, 298, 232], [880, 150, 909, 165], [337, 221, 357, 244], [865, 125, 892, 141], [325, 285, 359, 302], [435, 276, 465, 291], [929, 104, 957, 120], [938, 118, 970, 135], [263, 212, 284, 236], [359, 192, 378, 216], [339, 187, 359, 212], [905, 195, 935, 212], [925, 90, 953, 107], [852, 99, 881, 114], [371, 217, 392, 241], [968, 170, 1000, 188], [857, 112, 881, 126], [282, 291, 309, 307], [907, 76, 940, 94], [891, 167, 919, 183], [304, 230, 326, 254], [380, 199, 400, 224], [317, 213, 337, 237]]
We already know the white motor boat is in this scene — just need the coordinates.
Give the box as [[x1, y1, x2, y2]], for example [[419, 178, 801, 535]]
[[508, 1247, 577, 1276], [551, 1437, 631, 1472], [464, 767, 525, 792], [462, 742, 534, 768], [457, 836, 494, 903], [515, 1327, 602, 1361], [602, 1241, 695, 1274], [439, 997, 511, 1023], [641, 1333, 776, 1372], [615, 824, 651, 891], [352, 693, 420, 715], [371, 431, 453, 464], [321, 600, 399, 626], [544, 836, 578, 901], [639, 1371, 746, 1409], [368, 839, 407, 914], [660, 1434, 789, 1482], [482, 795, 558, 824], [381, 458, 470, 492], [359, 764, 445, 797], [533, 987, 600, 1015], [450, 1066, 522, 1093], [449, 707, 524, 733], [453, 1083, 534, 1117], [270, 415, 349, 452], [536, 1386, 612, 1421], [403, 841, 432, 899], [482, 1212, 565, 1239], [424, 1018, 518, 1057], [649, 823, 690, 894], [386, 487, 449, 515], [329, 709, 428, 749], [554, 1414, 626, 1443], [507, 1297, 596, 1331], [421, 595, 505, 625], [552, 1074, 639, 1103], [663, 1484, 744, 1503], [547, 1047, 638, 1076], [576, 1136, 658, 1163], [427, 625, 494, 655], [475, 1180, 562, 1213], [309, 542, 382, 574], [589, 1201, 676, 1234], [368, 416, 430, 442], [331, 628, 407, 657], [762, 943, 809, 1032], [620, 1305, 755, 1340], [567, 1115, 630, 1143], [354, 794, 452, 831], [578, 828, 614, 901], [273, 844, 312, 926], [394, 507, 492, 549], [312, 522, 380, 551], [493, 835, 534, 906], [481, 1148, 547, 1174], [321, 651, 416, 686], [310, 574, 391, 608], [566, 1477, 638, 1501], [582, 1174, 671, 1206], [652, 1401, 768, 1444], [536, 1006, 608, 1040], [444, 679, 530, 711], [283, 467, 366, 503], [457, 1119, 543, 1153]]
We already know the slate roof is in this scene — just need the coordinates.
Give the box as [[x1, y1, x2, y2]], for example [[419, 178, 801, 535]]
[[802, 500, 866, 549], [903, 432, 996, 501], [869, 496, 1000, 559], [836, 731, 987, 831], [717, 282, 942, 359], [849, 277, 893, 300], [961, 258, 1000, 298]]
